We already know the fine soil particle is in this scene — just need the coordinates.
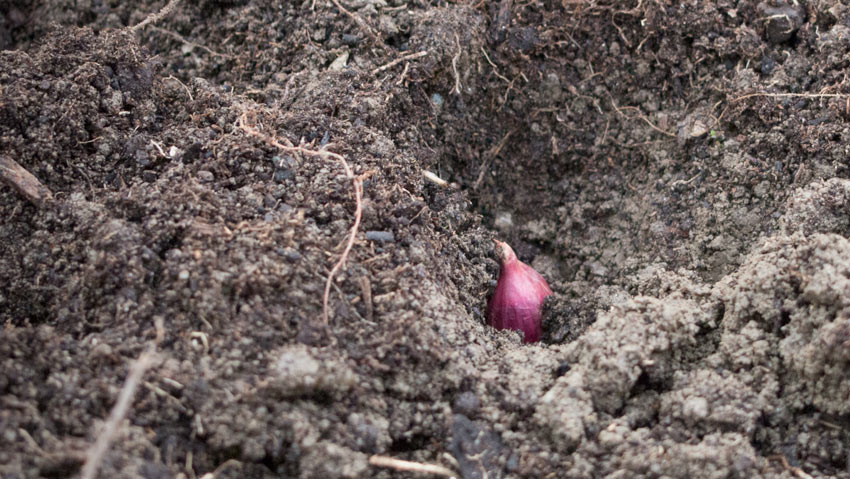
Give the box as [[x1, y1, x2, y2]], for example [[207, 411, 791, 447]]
[[4, 1, 850, 478]]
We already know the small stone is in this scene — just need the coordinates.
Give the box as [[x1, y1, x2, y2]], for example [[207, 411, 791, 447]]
[[506, 452, 520, 472], [168, 145, 183, 159], [760, 55, 776, 75], [494, 211, 513, 232], [588, 261, 609, 277], [431, 93, 444, 113], [543, 73, 562, 101], [329, 51, 350, 71], [365, 231, 394, 242], [677, 111, 710, 143], [683, 396, 710, 419], [274, 169, 294, 182], [688, 119, 708, 138], [284, 249, 302, 262], [341, 34, 361, 46], [268, 345, 356, 396], [198, 170, 214, 182], [453, 392, 480, 416]]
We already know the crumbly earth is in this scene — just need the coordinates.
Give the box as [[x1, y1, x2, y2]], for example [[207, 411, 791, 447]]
[[4, 1, 850, 478]]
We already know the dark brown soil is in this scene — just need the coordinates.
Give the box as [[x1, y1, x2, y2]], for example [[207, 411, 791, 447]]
[[4, 0, 850, 478]]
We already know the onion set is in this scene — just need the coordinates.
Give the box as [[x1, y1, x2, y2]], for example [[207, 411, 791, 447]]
[[487, 240, 552, 343]]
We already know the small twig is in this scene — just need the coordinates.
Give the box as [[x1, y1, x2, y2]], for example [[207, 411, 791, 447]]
[[395, 61, 411, 86], [670, 172, 700, 187], [80, 347, 156, 479], [609, 97, 676, 138], [199, 459, 242, 479], [422, 170, 449, 187], [0, 155, 53, 205], [323, 173, 367, 324], [768, 454, 814, 479], [369, 455, 458, 478], [131, 0, 181, 32], [18, 428, 47, 456], [328, 0, 387, 50], [746, 91, 850, 101], [380, 3, 408, 11], [154, 316, 166, 344], [498, 76, 517, 109], [371, 51, 429, 75], [281, 71, 307, 105], [150, 140, 168, 158], [480, 47, 509, 83], [712, 91, 850, 127], [189, 331, 209, 354], [614, 0, 644, 16], [237, 112, 367, 325], [164, 75, 194, 101], [474, 129, 514, 189], [598, 117, 610, 146], [359, 276, 373, 322], [450, 33, 462, 95]]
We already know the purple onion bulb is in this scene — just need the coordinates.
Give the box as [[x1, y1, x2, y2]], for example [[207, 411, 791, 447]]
[[487, 240, 553, 343]]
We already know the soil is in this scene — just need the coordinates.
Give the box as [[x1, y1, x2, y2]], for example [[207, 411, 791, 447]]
[[4, 0, 850, 478]]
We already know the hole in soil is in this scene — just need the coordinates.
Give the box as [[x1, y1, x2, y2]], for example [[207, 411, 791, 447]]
[[389, 433, 431, 454], [439, 114, 602, 344], [1, 5, 29, 51], [384, 30, 412, 51], [629, 370, 670, 397]]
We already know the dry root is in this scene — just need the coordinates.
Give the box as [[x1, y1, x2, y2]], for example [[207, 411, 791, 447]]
[[132, 0, 182, 32], [236, 112, 368, 325], [369, 455, 457, 478], [80, 348, 157, 479]]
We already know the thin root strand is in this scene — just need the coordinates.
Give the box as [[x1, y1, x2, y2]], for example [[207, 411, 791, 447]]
[[237, 112, 366, 325], [372, 51, 429, 76], [451, 33, 462, 95], [80, 347, 157, 479], [132, 0, 182, 32], [369, 455, 458, 478]]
